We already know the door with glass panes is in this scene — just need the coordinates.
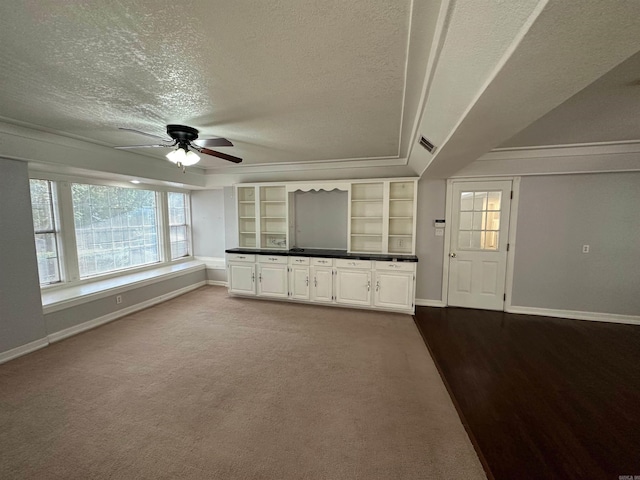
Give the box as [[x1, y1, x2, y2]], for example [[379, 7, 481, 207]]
[[448, 181, 512, 310]]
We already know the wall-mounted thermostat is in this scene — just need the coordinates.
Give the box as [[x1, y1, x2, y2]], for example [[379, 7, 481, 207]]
[[434, 219, 445, 228]]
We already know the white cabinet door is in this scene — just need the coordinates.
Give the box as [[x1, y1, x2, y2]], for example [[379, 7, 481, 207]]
[[374, 271, 414, 310], [335, 270, 371, 306], [257, 264, 288, 298], [311, 267, 334, 303], [289, 265, 310, 300], [228, 263, 256, 295]]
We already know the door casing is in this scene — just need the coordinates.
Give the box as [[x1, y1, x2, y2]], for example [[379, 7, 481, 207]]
[[441, 177, 521, 311]]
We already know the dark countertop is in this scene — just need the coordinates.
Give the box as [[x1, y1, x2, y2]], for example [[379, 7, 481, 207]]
[[225, 248, 418, 262]]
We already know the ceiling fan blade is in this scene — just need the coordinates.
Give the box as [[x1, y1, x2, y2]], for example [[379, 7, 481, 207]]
[[195, 147, 243, 164], [114, 143, 172, 149], [119, 128, 168, 141], [193, 138, 234, 147]]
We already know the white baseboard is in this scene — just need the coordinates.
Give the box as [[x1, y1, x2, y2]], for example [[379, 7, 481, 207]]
[[0, 337, 49, 365], [415, 298, 446, 308], [506, 305, 640, 326], [207, 280, 228, 287], [47, 281, 207, 344]]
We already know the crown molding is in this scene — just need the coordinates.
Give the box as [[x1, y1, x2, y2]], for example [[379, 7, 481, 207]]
[[484, 139, 640, 160], [453, 140, 640, 178]]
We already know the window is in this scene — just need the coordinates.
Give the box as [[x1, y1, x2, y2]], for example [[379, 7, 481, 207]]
[[168, 192, 190, 259], [72, 184, 160, 278], [29, 177, 192, 286], [30, 179, 62, 285], [458, 191, 502, 250]]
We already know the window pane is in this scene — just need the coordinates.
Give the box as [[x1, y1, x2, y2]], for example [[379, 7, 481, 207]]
[[168, 192, 190, 260], [34, 233, 61, 284], [30, 180, 61, 285], [30, 179, 55, 232], [72, 184, 160, 278], [460, 192, 474, 211]]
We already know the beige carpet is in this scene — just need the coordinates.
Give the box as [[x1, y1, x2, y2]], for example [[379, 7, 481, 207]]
[[0, 286, 485, 479]]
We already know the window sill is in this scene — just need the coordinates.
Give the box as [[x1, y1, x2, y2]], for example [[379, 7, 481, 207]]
[[41, 260, 205, 314]]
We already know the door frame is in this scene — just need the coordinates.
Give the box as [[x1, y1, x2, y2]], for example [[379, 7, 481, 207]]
[[441, 176, 521, 310]]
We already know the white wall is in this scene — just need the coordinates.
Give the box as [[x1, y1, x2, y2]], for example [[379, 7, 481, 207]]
[[414, 177, 447, 302], [511, 172, 640, 316], [0, 159, 47, 353], [191, 189, 226, 258], [293, 190, 348, 249]]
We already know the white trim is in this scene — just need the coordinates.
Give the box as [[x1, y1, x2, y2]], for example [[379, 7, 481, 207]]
[[207, 280, 228, 287], [204, 156, 406, 175], [454, 140, 640, 178], [442, 177, 519, 310], [440, 179, 454, 306], [415, 298, 446, 308], [0, 338, 50, 365], [506, 305, 640, 326], [487, 139, 640, 159], [47, 281, 206, 343], [42, 261, 205, 314], [504, 177, 520, 310]]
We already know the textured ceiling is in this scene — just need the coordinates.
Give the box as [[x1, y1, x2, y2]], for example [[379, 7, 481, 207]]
[[0, 0, 413, 169], [501, 50, 640, 148]]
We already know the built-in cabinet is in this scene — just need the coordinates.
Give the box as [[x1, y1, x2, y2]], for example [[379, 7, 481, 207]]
[[226, 253, 416, 314], [237, 185, 288, 249], [257, 256, 288, 298], [235, 178, 417, 255], [334, 259, 372, 306]]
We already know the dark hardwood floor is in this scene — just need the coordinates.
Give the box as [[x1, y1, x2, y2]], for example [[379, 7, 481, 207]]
[[414, 307, 640, 480]]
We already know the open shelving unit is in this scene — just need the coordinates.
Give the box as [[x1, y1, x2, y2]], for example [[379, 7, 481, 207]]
[[259, 186, 287, 249], [388, 181, 415, 254], [237, 186, 257, 248], [350, 182, 384, 253]]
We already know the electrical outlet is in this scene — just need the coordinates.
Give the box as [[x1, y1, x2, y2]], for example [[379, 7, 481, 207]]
[[116, 295, 122, 304], [582, 245, 590, 254], [397, 238, 404, 248]]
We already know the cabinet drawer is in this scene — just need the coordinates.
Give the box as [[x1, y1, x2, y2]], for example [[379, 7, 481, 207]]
[[374, 261, 416, 272], [311, 257, 334, 267], [258, 255, 288, 264], [289, 256, 310, 266], [227, 253, 255, 262], [336, 259, 372, 269]]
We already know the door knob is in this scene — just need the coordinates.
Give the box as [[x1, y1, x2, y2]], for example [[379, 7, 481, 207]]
[[450, 252, 457, 258]]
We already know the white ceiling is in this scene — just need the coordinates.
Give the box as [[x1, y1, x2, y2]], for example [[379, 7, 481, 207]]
[[500, 49, 640, 148], [0, 0, 415, 168], [2, 0, 640, 186]]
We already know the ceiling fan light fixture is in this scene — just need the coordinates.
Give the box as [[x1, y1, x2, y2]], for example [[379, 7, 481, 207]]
[[166, 147, 200, 166], [182, 150, 201, 166], [166, 147, 186, 164]]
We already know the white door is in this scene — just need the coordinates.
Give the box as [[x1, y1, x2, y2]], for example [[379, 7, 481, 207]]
[[312, 267, 334, 303], [374, 271, 414, 310], [257, 264, 288, 298], [289, 265, 310, 300], [448, 180, 512, 310], [335, 270, 371, 306], [228, 263, 256, 295]]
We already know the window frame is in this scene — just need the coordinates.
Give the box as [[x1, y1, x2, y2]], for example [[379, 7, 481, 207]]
[[167, 191, 192, 260], [29, 172, 193, 290], [30, 178, 64, 285]]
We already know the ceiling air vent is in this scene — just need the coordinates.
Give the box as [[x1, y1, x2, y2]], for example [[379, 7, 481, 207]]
[[419, 136, 437, 154]]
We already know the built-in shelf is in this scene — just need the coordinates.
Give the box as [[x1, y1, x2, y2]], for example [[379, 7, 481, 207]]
[[237, 179, 416, 255]]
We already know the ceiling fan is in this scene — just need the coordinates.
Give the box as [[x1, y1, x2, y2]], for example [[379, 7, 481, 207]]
[[115, 124, 242, 169]]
